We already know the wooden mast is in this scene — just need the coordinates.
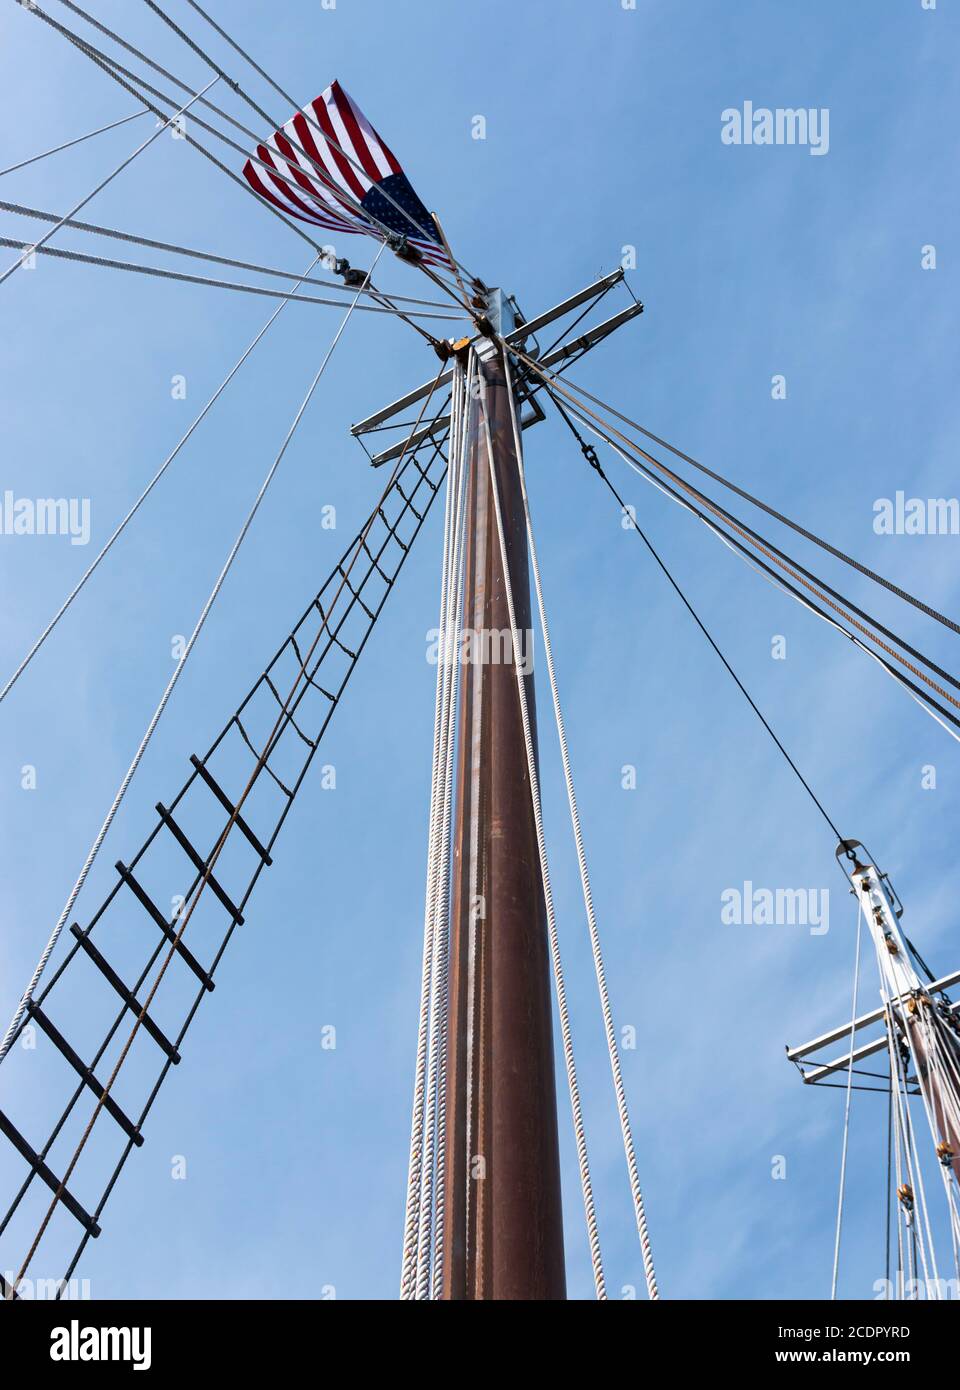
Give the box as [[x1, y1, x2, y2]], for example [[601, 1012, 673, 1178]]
[[441, 293, 566, 1299]]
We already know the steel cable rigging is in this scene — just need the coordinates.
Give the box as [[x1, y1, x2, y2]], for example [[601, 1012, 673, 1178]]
[[511, 346, 960, 736], [541, 365, 960, 638], [0, 198, 454, 308], [0, 236, 464, 317], [0, 75, 218, 287], [544, 385, 846, 844]]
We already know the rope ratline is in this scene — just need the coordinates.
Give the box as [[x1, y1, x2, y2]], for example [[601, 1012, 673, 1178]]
[[545, 382, 846, 845]]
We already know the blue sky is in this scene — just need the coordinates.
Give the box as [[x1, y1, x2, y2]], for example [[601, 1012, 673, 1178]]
[[0, 0, 958, 1300]]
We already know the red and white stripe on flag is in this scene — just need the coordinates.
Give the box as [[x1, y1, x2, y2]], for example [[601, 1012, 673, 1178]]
[[241, 81, 450, 267]]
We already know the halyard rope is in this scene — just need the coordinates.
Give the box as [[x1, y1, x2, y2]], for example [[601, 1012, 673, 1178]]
[[0, 237, 463, 318], [400, 363, 467, 1299], [0, 200, 453, 307], [520, 350, 960, 638], [502, 350, 660, 1300], [830, 893, 864, 1299], [416, 362, 468, 1300], [512, 347, 960, 719], [479, 358, 608, 1300]]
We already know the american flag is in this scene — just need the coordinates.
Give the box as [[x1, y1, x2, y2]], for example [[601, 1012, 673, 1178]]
[[242, 81, 452, 268]]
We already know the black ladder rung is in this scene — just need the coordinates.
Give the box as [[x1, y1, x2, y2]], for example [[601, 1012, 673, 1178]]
[[154, 804, 245, 926], [24, 1002, 143, 1146], [115, 862, 215, 992], [69, 925, 181, 1064], [190, 756, 273, 865], [0, 1109, 101, 1237]]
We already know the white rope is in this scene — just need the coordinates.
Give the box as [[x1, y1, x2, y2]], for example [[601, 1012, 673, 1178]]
[[478, 361, 607, 1301], [399, 363, 464, 1299], [0, 252, 322, 711], [0, 75, 219, 287], [0, 244, 383, 1065], [427, 370, 468, 1298], [0, 107, 149, 177], [416, 362, 469, 1300], [830, 893, 864, 1299], [501, 349, 660, 1300]]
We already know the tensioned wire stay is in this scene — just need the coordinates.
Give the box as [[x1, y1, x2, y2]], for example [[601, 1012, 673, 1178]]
[[0, 198, 456, 308], [513, 346, 960, 639], [0, 73, 219, 287], [567, 404, 960, 748], [0, 237, 465, 317], [508, 346, 960, 740], [0, 106, 149, 177], [537, 378, 846, 845]]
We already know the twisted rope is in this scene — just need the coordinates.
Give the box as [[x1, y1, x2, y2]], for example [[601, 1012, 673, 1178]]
[[416, 363, 468, 1299], [503, 349, 660, 1301], [399, 366, 465, 1299], [479, 361, 607, 1300]]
